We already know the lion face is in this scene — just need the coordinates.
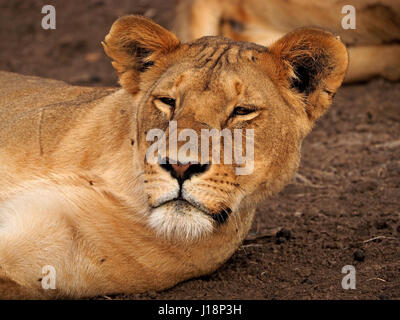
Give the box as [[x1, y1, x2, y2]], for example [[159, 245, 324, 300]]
[[103, 16, 348, 241]]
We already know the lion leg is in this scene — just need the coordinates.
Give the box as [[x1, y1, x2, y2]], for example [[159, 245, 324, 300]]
[[345, 44, 400, 83]]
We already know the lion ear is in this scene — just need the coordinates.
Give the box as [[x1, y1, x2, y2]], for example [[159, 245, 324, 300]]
[[102, 15, 180, 94], [269, 28, 348, 121]]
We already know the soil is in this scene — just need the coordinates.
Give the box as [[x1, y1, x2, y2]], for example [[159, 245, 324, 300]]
[[1, 0, 399, 300]]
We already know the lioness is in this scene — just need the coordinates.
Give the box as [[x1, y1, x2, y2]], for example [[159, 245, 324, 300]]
[[0, 15, 347, 299], [175, 0, 400, 83]]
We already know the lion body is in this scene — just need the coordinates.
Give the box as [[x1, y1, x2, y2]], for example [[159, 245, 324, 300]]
[[0, 71, 253, 298], [175, 0, 400, 82], [0, 15, 348, 298]]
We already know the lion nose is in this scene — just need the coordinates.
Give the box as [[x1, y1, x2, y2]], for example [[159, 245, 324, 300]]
[[170, 163, 190, 177], [160, 158, 209, 182]]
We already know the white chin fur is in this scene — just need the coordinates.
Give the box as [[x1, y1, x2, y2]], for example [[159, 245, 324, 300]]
[[148, 201, 214, 241]]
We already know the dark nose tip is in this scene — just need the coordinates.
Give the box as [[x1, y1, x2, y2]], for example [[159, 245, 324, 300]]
[[160, 158, 209, 182]]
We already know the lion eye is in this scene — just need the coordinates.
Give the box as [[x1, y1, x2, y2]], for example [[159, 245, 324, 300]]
[[227, 19, 244, 33], [154, 97, 176, 117], [232, 106, 254, 116], [158, 97, 176, 108]]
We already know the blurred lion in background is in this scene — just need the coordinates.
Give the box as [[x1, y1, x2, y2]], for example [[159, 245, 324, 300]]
[[174, 0, 400, 83]]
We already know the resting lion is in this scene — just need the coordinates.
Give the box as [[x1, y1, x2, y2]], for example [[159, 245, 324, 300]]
[[175, 0, 400, 83], [0, 15, 347, 299]]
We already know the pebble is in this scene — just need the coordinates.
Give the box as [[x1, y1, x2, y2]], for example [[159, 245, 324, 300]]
[[375, 220, 389, 229], [301, 278, 313, 285], [276, 228, 292, 240], [353, 249, 365, 262]]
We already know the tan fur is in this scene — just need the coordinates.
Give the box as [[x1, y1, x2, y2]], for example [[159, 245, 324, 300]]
[[174, 0, 400, 83], [0, 16, 347, 299]]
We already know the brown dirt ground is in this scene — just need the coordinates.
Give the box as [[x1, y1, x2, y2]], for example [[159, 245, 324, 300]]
[[0, 0, 399, 300]]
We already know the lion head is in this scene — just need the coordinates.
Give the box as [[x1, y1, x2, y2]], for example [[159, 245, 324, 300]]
[[103, 15, 348, 242]]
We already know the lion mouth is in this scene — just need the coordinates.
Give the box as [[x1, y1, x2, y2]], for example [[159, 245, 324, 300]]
[[152, 198, 231, 225], [153, 197, 208, 214]]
